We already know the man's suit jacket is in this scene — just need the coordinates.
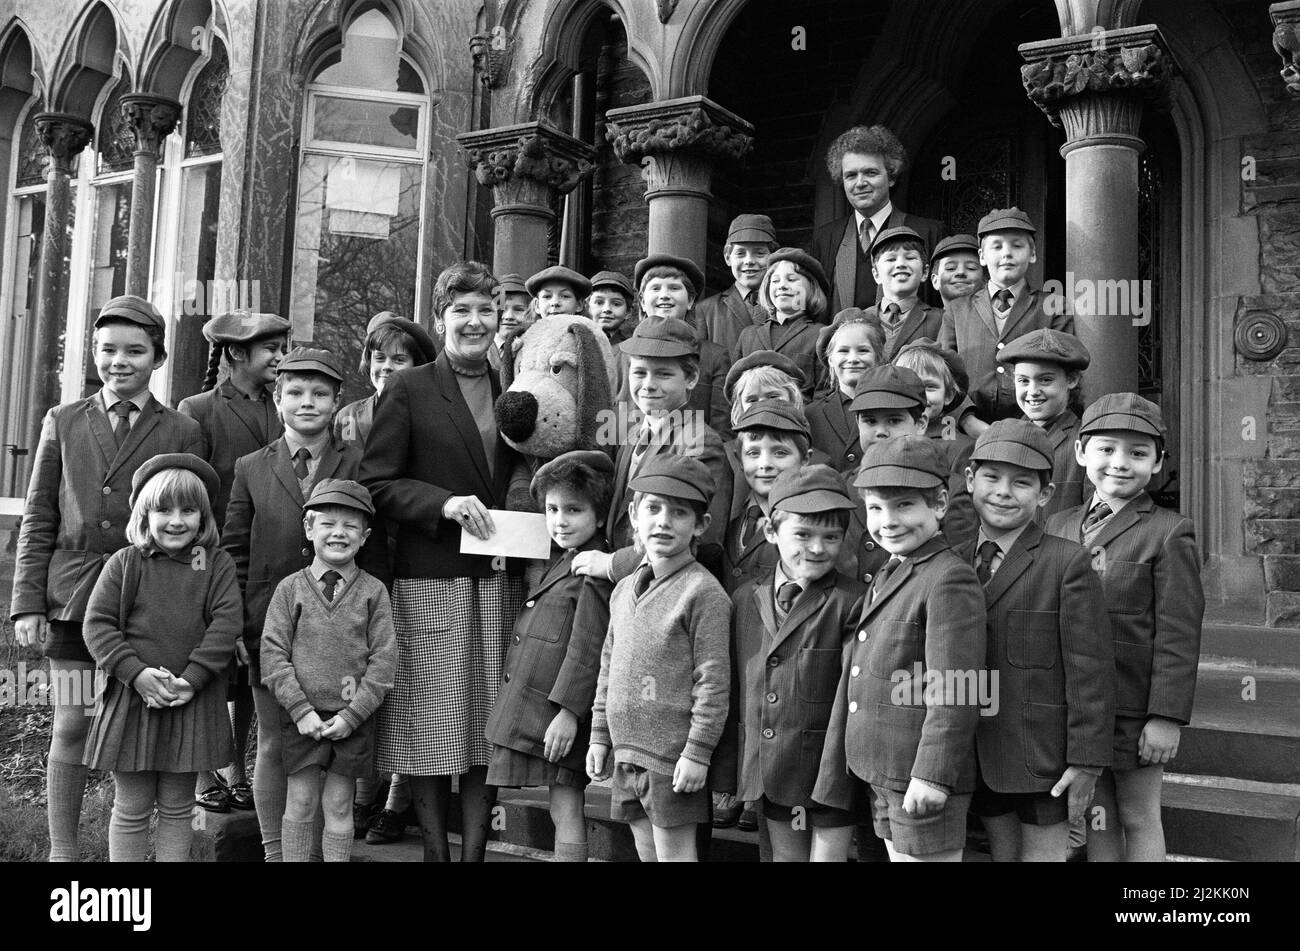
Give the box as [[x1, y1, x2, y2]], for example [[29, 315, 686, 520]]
[[694, 285, 765, 362], [1045, 494, 1204, 725], [735, 316, 825, 402], [178, 380, 282, 529], [938, 286, 1072, 422], [864, 301, 945, 363], [361, 353, 522, 581], [812, 534, 986, 807], [723, 568, 867, 805], [222, 435, 376, 651], [808, 208, 945, 312], [11, 393, 203, 622], [484, 544, 613, 774], [956, 522, 1115, 792]]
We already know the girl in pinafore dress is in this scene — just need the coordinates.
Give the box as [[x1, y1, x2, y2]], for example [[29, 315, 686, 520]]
[[82, 454, 242, 861]]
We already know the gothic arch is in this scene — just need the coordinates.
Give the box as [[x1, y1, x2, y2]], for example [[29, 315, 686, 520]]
[[49, 0, 128, 117], [290, 0, 441, 89], [139, 0, 223, 101]]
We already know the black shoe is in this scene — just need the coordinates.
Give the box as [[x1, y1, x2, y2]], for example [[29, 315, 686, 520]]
[[365, 808, 407, 845], [712, 792, 741, 828], [353, 800, 380, 839], [736, 805, 759, 832]]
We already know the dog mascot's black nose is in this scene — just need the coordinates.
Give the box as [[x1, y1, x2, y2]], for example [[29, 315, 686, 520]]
[[496, 390, 538, 443]]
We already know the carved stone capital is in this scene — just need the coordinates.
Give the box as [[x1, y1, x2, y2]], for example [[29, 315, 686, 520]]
[[1272, 2, 1300, 97], [119, 94, 182, 156], [604, 96, 754, 167], [1018, 25, 1174, 131], [33, 112, 94, 174], [457, 121, 596, 215], [469, 26, 512, 88]]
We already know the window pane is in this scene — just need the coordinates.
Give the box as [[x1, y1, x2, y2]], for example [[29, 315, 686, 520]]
[[312, 96, 419, 150], [315, 8, 403, 90], [289, 153, 422, 399], [170, 161, 224, 405], [186, 43, 229, 158], [85, 180, 132, 394]]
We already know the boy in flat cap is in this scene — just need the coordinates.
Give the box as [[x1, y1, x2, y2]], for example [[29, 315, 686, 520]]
[[1046, 393, 1203, 862], [10, 294, 203, 861], [694, 213, 779, 358], [736, 248, 832, 402], [260, 479, 397, 863], [959, 419, 1114, 862], [587, 270, 637, 395], [587, 454, 731, 862], [718, 464, 867, 862], [813, 436, 987, 862], [527, 266, 591, 320], [938, 208, 1073, 425], [929, 234, 984, 307], [223, 347, 382, 861], [863, 226, 944, 363], [998, 328, 1090, 522], [180, 310, 290, 814], [485, 450, 616, 862]]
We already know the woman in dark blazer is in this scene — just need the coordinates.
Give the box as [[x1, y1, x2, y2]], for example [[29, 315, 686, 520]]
[[360, 261, 524, 862]]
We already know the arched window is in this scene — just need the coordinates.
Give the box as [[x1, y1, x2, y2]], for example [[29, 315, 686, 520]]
[[288, 6, 429, 398]]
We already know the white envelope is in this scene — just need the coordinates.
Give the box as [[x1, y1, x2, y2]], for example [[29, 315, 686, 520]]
[[458, 510, 552, 560]]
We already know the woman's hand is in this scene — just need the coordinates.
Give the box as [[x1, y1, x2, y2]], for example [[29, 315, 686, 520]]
[[13, 614, 48, 648], [442, 495, 495, 540], [133, 668, 178, 709]]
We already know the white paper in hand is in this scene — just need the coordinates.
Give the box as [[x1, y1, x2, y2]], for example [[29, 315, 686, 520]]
[[458, 510, 552, 560]]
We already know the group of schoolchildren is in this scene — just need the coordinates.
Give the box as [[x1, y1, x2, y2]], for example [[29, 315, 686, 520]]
[[9, 199, 1204, 864]]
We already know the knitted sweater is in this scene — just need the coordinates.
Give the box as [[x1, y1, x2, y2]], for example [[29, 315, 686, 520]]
[[260, 568, 397, 732], [591, 556, 731, 772]]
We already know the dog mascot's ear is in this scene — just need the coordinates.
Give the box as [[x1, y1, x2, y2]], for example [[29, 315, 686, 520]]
[[568, 320, 613, 451]]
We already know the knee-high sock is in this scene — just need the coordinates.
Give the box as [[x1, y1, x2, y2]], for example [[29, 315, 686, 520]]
[[281, 816, 315, 863], [46, 760, 88, 863]]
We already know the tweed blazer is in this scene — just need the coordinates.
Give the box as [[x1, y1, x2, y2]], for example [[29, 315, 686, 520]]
[[956, 522, 1115, 791], [11, 392, 203, 622], [864, 300, 945, 363], [1046, 494, 1204, 725]]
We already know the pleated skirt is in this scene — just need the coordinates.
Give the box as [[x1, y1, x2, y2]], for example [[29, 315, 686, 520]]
[[83, 677, 233, 773], [376, 574, 524, 776]]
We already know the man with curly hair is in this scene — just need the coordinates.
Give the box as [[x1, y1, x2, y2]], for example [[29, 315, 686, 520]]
[[808, 125, 945, 311]]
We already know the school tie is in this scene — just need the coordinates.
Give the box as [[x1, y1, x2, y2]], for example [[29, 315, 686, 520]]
[[292, 447, 311, 481], [975, 540, 1000, 586], [776, 581, 801, 616], [110, 400, 134, 448], [993, 288, 1014, 315], [321, 570, 342, 602], [738, 504, 763, 554], [1082, 501, 1113, 534], [859, 219, 875, 255], [871, 556, 902, 603], [745, 290, 759, 308], [632, 563, 655, 599], [882, 301, 902, 330]]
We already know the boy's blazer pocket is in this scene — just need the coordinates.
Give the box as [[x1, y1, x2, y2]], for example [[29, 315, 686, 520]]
[[1114, 640, 1155, 717], [867, 619, 921, 679], [797, 647, 842, 703], [1022, 700, 1067, 778], [1007, 609, 1059, 670], [1103, 561, 1153, 617], [875, 702, 926, 786], [524, 601, 572, 644]]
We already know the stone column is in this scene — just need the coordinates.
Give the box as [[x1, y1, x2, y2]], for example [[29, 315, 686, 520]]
[[1020, 26, 1172, 398], [604, 96, 753, 272], [29, 113, 93, 449], [457, 121, 595, 280], [119, 94, 181, 297]]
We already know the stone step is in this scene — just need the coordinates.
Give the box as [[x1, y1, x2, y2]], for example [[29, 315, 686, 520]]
[[1161, 773, 1300, 862], [1200, 620, 1300, 669], [1175, 662, 1300, 784]]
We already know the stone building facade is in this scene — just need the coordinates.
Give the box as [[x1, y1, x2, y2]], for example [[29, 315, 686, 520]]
[[0, 0, 1298, 673]]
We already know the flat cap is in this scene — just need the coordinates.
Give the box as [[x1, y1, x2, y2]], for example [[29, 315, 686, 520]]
[[970, 418, 1054, 471], [635, 254, 706, 297], [978, 207, 1036, 236], [365, 311, 437, 365], [727, 214, 777, 245], [1080, 392, 1166, 439], [765, 247, 831, 299], [531, 450, 616, 503], [496, 273, 528, 296], [896, 338, 969, 402], [620, 316, 699, 359], [724, 349, 807, 397], [734, 399, 811, 441], [849, 365, 926, 413], [130, 452, 220, 508], [996, 328, 1090, 370], [202, 312, 291, 346], [304, 478, 374, 517], [95, 295, 165, 331], [769, 463, 856, 514], [628, 453, 714, 504], [589, 270, 636, 299], [931, 233, 980, 264], [526, 265, 592, 299], [277, 346, 344, 383], [869, 225, 927, 259], [853, 435, 947, 489]]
